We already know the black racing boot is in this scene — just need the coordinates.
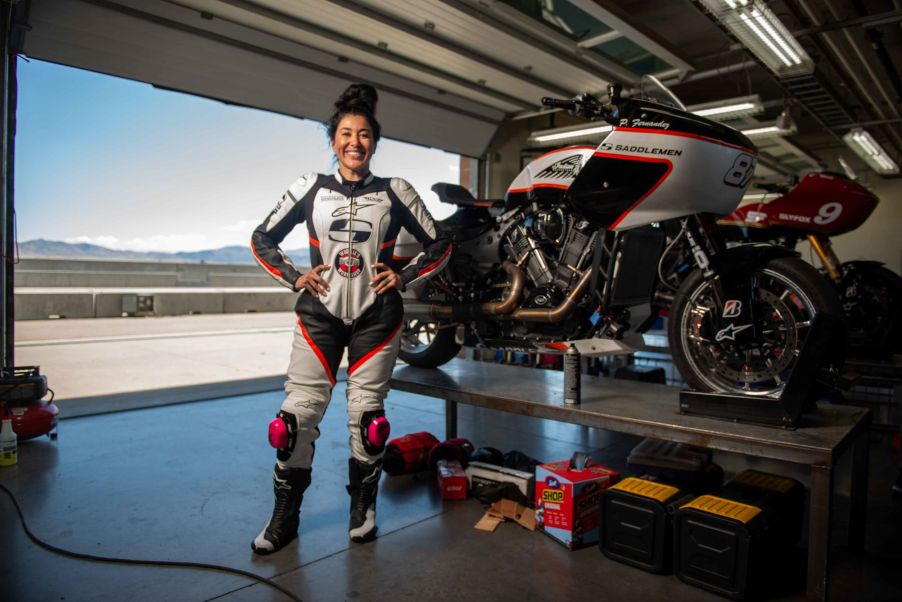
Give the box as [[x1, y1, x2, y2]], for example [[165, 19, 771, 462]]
[[347, 458, 382, 543], [251, 465, 311, 555]]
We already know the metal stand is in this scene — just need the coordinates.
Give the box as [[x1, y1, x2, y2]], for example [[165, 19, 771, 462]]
[[679, 314, 845, 428], [391, 359, 871, 601]]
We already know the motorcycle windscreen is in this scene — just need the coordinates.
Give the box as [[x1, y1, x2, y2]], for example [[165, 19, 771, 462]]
[[569, 129, 756, 231]]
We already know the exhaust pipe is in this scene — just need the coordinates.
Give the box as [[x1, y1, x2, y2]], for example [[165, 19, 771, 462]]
[[402, 262, 593, 325], [402, 261, 525, 321], [506, 268, 593, 323]]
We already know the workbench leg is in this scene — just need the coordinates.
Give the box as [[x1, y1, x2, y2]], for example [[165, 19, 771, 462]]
[[848, 430, 869, 555], [445, 399, 457, 439], [807, 463, 833, 601]]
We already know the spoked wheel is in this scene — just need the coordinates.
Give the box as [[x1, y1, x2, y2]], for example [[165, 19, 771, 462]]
[[669, 257, 844, 396], [397, 319, 461, 368]]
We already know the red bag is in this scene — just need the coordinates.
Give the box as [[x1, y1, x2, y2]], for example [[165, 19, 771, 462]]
[[383, 431, 440, 475]]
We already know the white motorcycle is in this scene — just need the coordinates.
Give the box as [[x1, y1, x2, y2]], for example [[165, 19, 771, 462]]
[[398, 78, 844, 398]]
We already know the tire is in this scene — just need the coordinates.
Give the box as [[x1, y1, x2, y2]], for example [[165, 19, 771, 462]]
[[839, 263, 902, 359], [397, 319, 461, 368], [668, 256, 844, 396]]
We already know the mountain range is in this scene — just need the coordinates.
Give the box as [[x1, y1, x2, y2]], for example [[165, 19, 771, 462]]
[[19, 239, 310, 266]]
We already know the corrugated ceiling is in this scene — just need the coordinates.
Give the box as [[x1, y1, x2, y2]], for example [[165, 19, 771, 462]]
[[12, 0, 901, 176]]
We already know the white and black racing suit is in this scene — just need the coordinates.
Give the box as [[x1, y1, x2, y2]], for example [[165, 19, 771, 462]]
[[251, 171, 451, 468]]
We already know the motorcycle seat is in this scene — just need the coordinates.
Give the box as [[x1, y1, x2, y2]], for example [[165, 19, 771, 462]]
[[431, 182, 504, 208]]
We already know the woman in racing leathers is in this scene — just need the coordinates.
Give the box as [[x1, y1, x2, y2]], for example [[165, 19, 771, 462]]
[[249, 84, 451, 554]]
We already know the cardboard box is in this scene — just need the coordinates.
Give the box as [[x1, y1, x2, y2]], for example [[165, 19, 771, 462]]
[[535, 458, 619, 549], [436, 459, 468, 500], [474, 498, 536, 532]]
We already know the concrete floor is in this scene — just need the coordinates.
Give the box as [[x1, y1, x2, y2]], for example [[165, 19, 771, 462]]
[[3, 315, 902, 601]]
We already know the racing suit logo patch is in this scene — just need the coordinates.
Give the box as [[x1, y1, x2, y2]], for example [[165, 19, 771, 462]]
[[336, 248, 364, 278]]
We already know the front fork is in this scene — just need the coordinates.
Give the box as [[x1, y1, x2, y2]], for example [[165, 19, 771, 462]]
[[682, 214, 726, 300], [807, 233, 842, 282], [682, 215, 757, 341]]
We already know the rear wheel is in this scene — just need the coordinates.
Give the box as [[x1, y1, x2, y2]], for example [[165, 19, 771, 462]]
[[397, 319, 461, 368], [668, 256, 844, 396], [839, 262, 902, 359]]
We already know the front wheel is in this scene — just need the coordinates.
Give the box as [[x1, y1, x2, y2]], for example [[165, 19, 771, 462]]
[[668, 256, 844, 396], [397, 319, 461, 368]]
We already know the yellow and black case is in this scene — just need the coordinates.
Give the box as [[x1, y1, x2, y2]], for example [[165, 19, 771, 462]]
[[674, 469, 805, 600], [599, 476, 693, 573]]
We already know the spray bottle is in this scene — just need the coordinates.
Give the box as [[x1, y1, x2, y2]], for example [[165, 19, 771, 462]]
[[0, 402, 17, 467]]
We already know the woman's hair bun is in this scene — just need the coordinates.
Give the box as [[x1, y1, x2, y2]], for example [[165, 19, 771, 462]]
[[327, 83, 382, 142], [335, 83, 378, 116]]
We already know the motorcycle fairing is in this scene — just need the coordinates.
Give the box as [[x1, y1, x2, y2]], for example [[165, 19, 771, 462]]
[[721, 172, 878, 236], [567, 153, 671, 228], [506, 146, 596, 207], [570, 128, 756, 231]]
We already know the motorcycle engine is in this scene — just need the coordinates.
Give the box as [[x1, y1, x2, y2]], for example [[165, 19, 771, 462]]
[[524, 284, 564, 308], [466, 201, 599, 343], [504, 222, 554, 286], [503, 203, 596, 292], [530, 207, 567, 246]]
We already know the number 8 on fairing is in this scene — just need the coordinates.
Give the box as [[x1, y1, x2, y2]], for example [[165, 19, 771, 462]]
[[723, 154, 755, 187]]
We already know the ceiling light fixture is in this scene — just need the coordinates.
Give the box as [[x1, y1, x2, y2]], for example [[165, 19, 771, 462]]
[[698, 0, 814, 78], [528, 123, 613, 145], [688, 94, 764, 120], [842, 128, 900, 175], [740, 120, 795, 138]]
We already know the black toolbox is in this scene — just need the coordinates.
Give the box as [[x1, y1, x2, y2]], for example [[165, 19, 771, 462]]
[[626, 438, 723, 489], [599, 476, 693, 573], [673, 469, 805, 600]]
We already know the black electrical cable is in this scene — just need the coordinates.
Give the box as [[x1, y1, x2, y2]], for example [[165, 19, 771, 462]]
[[0, 483, 303, 602]]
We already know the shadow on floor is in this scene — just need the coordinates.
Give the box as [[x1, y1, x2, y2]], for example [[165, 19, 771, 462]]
[[1, 381, 900, 601]]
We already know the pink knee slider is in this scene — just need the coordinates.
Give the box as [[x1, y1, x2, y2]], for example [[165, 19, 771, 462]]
[[269, 417, 289, 449], [366, 416, 391, 448]]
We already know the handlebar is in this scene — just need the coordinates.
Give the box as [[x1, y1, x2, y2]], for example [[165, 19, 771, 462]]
[[541, 94, 613, 121], [540, 97, 577, 110], [541, 83, 621, 122]]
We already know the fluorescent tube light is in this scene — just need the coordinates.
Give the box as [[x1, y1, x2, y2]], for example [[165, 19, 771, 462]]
[[528, 123, 613, 145], [843, 128, 900, 175], [741, 125, 782, 137], [699, 0, 814, 78], [740, 119, 795, 137], [688, 95, 763, 120]]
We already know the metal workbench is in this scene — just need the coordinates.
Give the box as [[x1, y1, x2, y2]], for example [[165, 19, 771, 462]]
[[391, 358, 871, 601]]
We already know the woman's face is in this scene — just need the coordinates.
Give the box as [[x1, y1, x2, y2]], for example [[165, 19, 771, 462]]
[[332, 113, 376, 180]]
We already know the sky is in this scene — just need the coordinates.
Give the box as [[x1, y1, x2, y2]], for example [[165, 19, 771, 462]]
[[14, 58, 460, 253]]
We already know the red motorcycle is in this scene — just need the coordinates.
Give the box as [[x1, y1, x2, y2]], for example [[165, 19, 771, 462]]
[[718, 172, 901, 358]]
